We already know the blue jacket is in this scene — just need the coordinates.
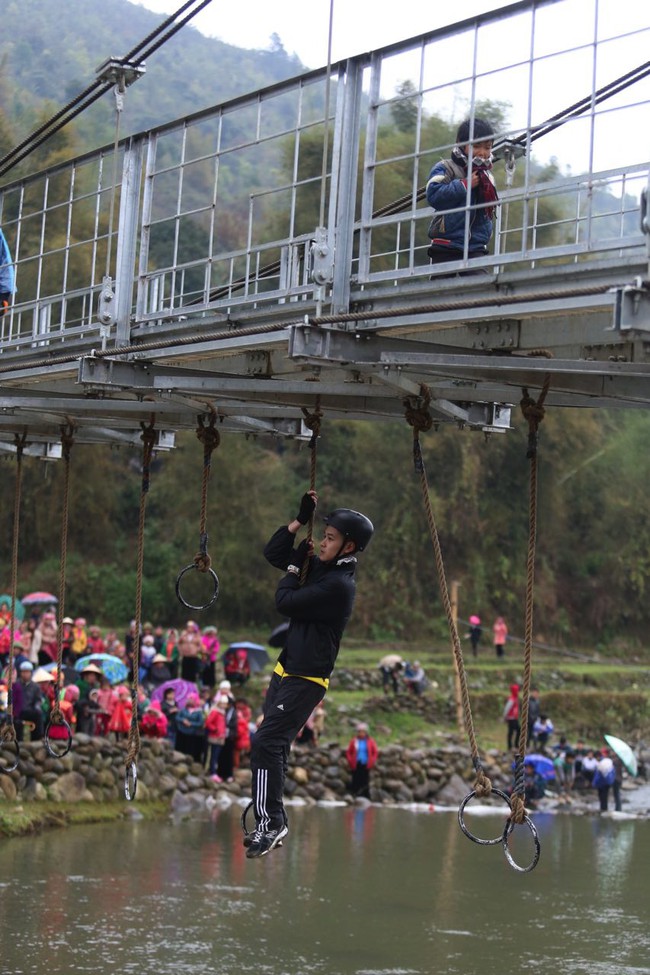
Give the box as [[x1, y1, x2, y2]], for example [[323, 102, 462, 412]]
[[0, 229, 15, 295], [425, 157, 495, 254]]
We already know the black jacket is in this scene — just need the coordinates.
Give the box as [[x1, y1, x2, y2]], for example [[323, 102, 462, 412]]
[[264, 526, 356, 679]]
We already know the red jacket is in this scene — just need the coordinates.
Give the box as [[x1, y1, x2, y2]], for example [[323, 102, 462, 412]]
[[346, 735, 378, 770], [205, 708, 226, 741]]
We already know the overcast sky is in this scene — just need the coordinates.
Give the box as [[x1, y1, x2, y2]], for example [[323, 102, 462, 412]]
[[132, 0, 649, 176], [134, 0, 509, 67]]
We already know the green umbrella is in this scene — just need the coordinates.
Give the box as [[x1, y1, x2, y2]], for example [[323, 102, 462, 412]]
[[0, 594, 25, 621], [604, 734, 638, 777]]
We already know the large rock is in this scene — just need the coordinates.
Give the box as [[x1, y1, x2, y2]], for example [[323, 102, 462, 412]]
[[435, 773, 470, 804], [0, 775, 17, 801], [48, 771, 94, 803], [22, 780, 48, 801]]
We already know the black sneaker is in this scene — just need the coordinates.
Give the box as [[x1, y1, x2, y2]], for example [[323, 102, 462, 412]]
[[245, 824, 288, 859]]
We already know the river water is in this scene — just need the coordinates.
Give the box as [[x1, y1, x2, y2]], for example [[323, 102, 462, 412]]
[[0, 794, 648, 975]]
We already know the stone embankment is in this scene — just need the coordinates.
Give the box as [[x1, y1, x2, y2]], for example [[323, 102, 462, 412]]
[[0, 734, 511, 809]]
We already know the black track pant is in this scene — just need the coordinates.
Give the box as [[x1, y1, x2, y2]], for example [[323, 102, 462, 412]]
[[250, 673, 326, 831]]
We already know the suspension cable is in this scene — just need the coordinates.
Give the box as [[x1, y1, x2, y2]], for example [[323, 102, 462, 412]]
[[0, 0, 213, 179]]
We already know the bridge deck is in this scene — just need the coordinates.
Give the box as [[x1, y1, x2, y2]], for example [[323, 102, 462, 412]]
[[0, 0, 648, 453]]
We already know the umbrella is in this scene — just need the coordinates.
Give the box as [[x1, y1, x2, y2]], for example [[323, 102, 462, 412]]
[[225, 641, 270, 673], [523, 754, 556, 781], [0, 595, 25, 621], [21, 591, 58, 606], [268, 621, 289, 649], [75, 653, 128, 685], [604, 734, 638, 777], [150, 679, 199, 709]]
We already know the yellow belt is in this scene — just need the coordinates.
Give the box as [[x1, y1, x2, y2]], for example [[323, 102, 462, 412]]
[[274, 660, 329, 689]]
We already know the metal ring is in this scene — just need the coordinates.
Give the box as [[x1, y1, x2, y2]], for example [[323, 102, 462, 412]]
[[175, 563, 219, 610], [0, 737, 20, 774], [458, 787, 513, 846], [124, 760, 138, 801], [241, 800, 254, 836], [44, 717, 73, 758], [502, 814, 541, 873]]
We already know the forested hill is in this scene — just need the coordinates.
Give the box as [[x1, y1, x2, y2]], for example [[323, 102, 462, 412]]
[[1, 0, 307, 153]]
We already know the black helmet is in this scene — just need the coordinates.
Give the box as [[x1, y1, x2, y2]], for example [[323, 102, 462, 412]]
[[324, 509, 374, 552], [456, 117, 494, 146]]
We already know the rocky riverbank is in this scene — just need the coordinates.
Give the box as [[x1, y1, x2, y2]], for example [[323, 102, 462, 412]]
[[0, 734, 505, 806], [1, 734, 646, 830]]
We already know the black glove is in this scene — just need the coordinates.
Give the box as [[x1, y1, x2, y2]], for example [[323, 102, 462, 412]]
[[295, 492, 316, 525], [291, 539, 312, 570]]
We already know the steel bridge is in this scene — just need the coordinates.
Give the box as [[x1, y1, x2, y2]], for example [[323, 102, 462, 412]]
[[0, 0, 649, 457]]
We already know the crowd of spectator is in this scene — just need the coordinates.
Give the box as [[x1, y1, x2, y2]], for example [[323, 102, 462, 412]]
[[0, 607, 257, 782]]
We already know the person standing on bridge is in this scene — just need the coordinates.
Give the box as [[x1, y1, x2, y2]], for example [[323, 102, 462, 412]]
[[245, 490, 374, 859], [0, 227, 15, 317], [426, 117, 498, 268]]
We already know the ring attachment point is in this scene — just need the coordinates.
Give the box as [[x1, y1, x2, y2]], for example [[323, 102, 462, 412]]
[[44, 717, 73, 758], [502, 814, 541, 873], [458, 787, 513, 846], [175, 562, 219, 610]]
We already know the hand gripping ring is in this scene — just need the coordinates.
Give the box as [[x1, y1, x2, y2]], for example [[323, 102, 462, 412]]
[[502, 814, 541, 873], [175, 563, 220, 611], [124, 760, 138, 801], [458, 787, 514, 846], [0, 737, 20, 774], [44, 717, 73, 758]]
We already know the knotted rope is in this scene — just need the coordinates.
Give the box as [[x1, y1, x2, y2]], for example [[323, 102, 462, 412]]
[[404, 386, 492, 798], [125, 418, 158, 799], [509, 375, 551, 825], [193, 410, 221, 573], [44, 424, 75, 756], [0, 432, 28, 770], [300, 397, 322, 585]]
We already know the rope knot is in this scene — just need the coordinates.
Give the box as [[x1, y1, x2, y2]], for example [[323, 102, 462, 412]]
[[196, 412, 221, 455], [403, 385, 434, 434], [193, 550, 212, 572], [473, 771, 493, 798], [509, 793, 527, 825], [520, 378, 551, 459], [301, 401, 323, 449], [0, 724, 16, 744], [60, 422, 75, 462]]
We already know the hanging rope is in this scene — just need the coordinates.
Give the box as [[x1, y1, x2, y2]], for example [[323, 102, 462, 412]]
[[300, 396, 323, 585], [0, 432, 28, 773], [124, 418, 157, 800], [404, 386, 540, 872], [44, 424, 75, 757], [174, 409, 220, 610], [404, 387, 492, 796], [509, 376, 552, 828]]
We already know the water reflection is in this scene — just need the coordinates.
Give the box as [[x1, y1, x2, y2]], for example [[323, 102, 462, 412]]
[[0, 804, 647, 975]]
